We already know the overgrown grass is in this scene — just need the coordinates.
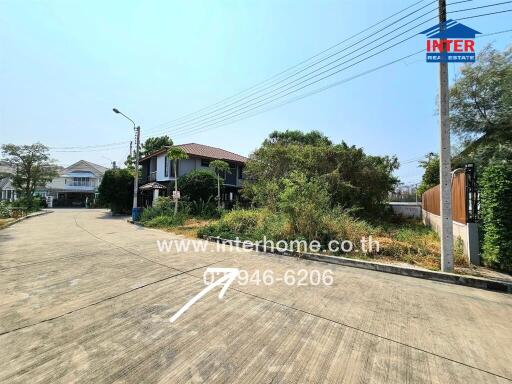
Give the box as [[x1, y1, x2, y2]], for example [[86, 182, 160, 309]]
[[143, 214, 187, 228], [198, 208, 467, 271]]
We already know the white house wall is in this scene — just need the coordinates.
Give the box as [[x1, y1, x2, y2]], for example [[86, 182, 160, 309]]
[[154, 154, 241, 186]]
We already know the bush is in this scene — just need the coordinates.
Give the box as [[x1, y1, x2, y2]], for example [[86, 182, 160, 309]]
[[243, 131, 399, 216], [144, 214, 187, 228], [140, 197, 190, 227], [178, 169, 217, 203], [278, 172, 330, 239], [198, 209, 269, 240], [0, 201, 11, 218], [189, 197, 220, 218], [98, 169, 133, 214], [480, 163, 512, 272]]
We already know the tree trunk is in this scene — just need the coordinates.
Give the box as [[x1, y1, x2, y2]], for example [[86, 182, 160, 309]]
[[217, 173, 221, 209]]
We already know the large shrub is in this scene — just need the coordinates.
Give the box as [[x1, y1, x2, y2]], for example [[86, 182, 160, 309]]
[[140, 197, 187, 221], [98, 169, 133, 214], [278, 172, 330, 239], [178, 169, 217, 202], [480, 163, 512, 271], [0, 201, 11, 218], [243, 130, 398, 215]]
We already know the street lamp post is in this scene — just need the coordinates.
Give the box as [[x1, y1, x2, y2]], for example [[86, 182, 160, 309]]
[[113, 108, 141, 221]]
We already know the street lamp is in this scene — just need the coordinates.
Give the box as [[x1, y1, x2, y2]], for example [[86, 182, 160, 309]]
[[113, 108, 141, 221]]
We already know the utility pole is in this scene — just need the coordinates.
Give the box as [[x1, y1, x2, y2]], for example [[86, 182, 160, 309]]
[[113, 108, 141, 221], [438, 0, 453, 272], [133, 126, 140, 212]]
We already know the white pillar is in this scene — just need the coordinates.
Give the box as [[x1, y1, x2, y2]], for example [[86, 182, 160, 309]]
[[152, 189, 159, 206]]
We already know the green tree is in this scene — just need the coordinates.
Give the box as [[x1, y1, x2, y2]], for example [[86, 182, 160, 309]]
[[178, 169, 217, 203], [278, 171, 330, 239], [417, 153, 439, 196], [264, 130, 332, 146], [450, 45, 512, 168], [243, 131, 398, 215], [1, 143, 58, 208], [98, 168, 134, 214], [141, 136, 173, 157], [167, 147, 188, 214], [209, 160, 230, 209]]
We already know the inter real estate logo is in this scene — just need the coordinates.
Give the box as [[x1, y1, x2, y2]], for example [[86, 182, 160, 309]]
[[419, 19, 481, 63]]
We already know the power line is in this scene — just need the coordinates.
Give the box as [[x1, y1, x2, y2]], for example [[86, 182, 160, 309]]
[[145, 15, 440, 139], [163, 25, 512, 141], [145, 3, 500, 140], [166, 50, 426, 141], [450, 0, 512, 13], [147, 0, 435, 131], [51, 144, 129, 153], [144, 0, 482, 137], [49, 141, 130, 150], [457, 8, 512, 19], [144, 1, 441, 136]]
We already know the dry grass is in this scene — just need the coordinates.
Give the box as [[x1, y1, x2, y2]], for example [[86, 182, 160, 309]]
[[163, 218, 211, 238], [0, 218, 15, 230], [343, 221, 467, 271]]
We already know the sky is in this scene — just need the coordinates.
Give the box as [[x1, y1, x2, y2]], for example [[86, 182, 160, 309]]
[[0, 0, 511, 185]]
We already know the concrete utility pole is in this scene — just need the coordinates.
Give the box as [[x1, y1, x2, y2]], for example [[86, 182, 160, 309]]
[[438, 0, 454, 272], [113, 108, 141, 221], [133, 126, 140, 212]]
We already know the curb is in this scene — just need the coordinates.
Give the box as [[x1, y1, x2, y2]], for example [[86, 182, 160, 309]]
[[0, 210, 52, 230], [203, 236, 512, 294]]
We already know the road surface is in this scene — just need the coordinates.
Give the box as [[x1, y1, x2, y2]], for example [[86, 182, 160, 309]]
[[0, 209, 511, 383]]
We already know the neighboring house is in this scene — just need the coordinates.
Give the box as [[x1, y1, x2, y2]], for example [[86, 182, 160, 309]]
[[0, 161, 16, 202], [0, 177, 17, 202], [46, 160, 108, 207], [139, 143, 248, 207]]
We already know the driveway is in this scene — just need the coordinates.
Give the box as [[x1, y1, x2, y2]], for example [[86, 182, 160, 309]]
[[1, 209, 511, 383]]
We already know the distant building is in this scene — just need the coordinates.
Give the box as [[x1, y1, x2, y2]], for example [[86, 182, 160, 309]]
[[46, 160, 108, 207], [0, 177, 17, 202]]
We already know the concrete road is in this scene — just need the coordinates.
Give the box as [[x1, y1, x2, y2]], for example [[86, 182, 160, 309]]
[[0, 209, 511, 383]]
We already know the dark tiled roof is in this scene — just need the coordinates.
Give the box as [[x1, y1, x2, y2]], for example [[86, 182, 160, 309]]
[[141, 143, 248, 164], [139, 182, 166, 190]]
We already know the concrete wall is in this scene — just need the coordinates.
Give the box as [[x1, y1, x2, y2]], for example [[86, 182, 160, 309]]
[[389, 202, 422, 219], [422, 209, 479, 264]]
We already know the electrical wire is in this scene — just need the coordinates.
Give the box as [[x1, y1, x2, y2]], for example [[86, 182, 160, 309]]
[[143, 1, 441, 136], [144, 0, 487, 137], [145, 4, 504, 139], [147, 0, 435, 131], [162, 25, 512, 141]]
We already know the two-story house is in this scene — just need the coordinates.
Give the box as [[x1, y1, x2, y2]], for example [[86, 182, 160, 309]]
[[139, 143, 248, 207], [46, 160, 108, 207]]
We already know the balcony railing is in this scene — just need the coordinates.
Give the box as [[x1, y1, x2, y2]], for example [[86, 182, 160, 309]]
[[68, 182, 95, 187], [142, 171, 157, 183]]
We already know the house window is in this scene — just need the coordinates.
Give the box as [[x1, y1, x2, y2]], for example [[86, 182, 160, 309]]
[[238, 166, 243, 179], [201, 159, 210, 167], [164, 156, 168, 177], [73, 177, 90, 186]]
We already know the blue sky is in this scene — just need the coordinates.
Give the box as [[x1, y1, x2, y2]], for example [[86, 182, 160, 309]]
[[0, 0, 510, 184]]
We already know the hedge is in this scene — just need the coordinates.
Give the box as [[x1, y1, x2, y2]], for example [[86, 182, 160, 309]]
[[480, 163, 512, 272]]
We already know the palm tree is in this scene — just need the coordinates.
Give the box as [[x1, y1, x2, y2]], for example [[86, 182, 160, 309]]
[[209, 160, 230, 209], [167, 147, 189, 214]]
